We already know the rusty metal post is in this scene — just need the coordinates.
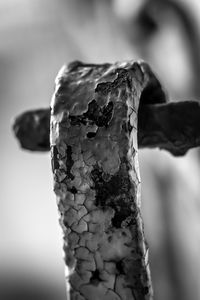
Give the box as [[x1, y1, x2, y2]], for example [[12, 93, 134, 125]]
[[50, 61, 153, 300]]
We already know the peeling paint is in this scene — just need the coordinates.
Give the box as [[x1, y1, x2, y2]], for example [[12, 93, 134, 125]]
[[51, 60, 153, 300]]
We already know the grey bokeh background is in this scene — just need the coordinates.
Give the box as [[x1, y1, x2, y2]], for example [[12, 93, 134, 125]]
[[1, 0, 200, 299]]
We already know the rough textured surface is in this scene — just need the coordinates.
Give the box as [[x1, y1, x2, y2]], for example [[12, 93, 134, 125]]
[[13, 101, 200, 156], [50, 60, 153, 300], [13, 108, 50, 152], [138, 100, 200, 156]]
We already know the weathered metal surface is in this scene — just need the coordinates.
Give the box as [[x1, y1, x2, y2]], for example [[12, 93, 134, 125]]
[[13, 108, 50, 152], [138, 100, 200, 156], [13, 102, 200, 156], [12, 59, 200, 300], [50, 60, 153, 300]]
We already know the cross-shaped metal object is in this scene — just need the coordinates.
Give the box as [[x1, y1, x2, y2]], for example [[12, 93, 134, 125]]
[[13, 60, 200, 300]]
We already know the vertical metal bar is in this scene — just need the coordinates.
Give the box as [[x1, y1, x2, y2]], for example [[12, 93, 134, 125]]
[[50, 61, 153, 300]]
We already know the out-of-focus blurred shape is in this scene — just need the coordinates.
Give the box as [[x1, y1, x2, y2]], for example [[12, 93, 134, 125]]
[[0, 270, 65, 300], [115, 0, 200, 100]]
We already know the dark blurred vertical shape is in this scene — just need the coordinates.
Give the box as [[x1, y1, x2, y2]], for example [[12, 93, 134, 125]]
[[140, 150, 200, 300], [154, 160, 200, 300], [154, 172, 184, 300], [136, 0, 200, 98]]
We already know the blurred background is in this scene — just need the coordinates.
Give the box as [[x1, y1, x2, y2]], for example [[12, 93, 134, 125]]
[[1, 0, 200, 299]]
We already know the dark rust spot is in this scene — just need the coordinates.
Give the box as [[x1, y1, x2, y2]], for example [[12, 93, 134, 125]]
[[90, 270, 102, 285], [52, 146, 59, 170], [66, 146, 74, 180], [87, 132, 97, 138], [91, 161, 136, 228], [69, 186, 78, 194], [69, 100, 113, 128], [116, 260, 125, 275]]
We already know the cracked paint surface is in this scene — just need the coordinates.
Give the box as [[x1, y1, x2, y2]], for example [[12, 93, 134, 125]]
[[50, 60, 153, 300]]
